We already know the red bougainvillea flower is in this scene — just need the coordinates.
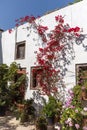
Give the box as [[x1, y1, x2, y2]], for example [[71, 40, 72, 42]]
[[37, 25, 48, 35], [8, 29, 12, 33], [35, 15, 81, 95], [74, 26, 80, 32], [55, 15, 64, 23]]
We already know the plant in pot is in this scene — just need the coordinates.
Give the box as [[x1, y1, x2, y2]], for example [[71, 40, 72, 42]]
[[0, 64, 10, 115], [15, 98, 36, 123], [21, 99, 36, 123], [36, 115, 47, 130], [42, 96, 62, 125], [7, 62, 27, 112], [0, 62, 27, 115]]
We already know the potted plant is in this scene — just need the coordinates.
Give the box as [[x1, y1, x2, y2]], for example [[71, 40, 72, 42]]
[[42, 96, 62, 125], [36, 115, 47, 130], [81, 107, 87, 127], [15, 98, 36, 123], [0, 62, 27, 115]]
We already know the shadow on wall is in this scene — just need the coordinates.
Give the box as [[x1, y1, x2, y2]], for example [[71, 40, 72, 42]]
[[0, 29, 3, 64], [76, 34, 87, 51], [32, 90, 47, 117]]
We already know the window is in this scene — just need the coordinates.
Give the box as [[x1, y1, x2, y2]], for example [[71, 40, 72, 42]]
[[76, 63, 87, 85], [30, 66, 43, 90], [15, 41, 25, 59]]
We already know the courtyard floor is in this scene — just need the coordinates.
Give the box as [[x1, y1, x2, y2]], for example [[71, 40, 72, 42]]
[[0, 115, 36, 130]]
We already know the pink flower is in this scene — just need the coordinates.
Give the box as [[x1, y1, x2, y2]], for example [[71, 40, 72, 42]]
[[83, 107, 87, 112], [75, 109, 78, 113], [82, 86, 86, 90], [83, 126, 87, 130], [70, 105, 75, 109], [69, 121, 73, 127], [75, 124, 80, 129], [65, 118, 72, 124]]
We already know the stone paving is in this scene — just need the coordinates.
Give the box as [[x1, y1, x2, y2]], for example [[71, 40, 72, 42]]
[[0, 115, 36, 130]]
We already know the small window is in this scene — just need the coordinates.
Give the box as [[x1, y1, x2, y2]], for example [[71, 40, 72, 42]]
[[15, 41, 25, 59], [76, 63, 87, 85], [30, 66, 43, 90]]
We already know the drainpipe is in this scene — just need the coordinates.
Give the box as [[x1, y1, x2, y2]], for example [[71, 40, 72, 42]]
[[14, 27, 17, 60], [0, 29, 4, 63]]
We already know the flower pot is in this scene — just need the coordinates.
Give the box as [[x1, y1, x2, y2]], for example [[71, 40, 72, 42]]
[[82, 89, 87, 100], [83, 117, 87, 127], [36, 125, 47, 130], [46, 116, 54, 125], [36, 116, 47, 130], [47, 125, 54, 130], [20, 112, 29, 123], [0, 106, 6, 116], [14, 102, 24, 112], [82, 100, 87, 108]]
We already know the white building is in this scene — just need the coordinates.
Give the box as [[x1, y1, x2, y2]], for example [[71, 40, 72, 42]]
[[0, 0, 87, 99]]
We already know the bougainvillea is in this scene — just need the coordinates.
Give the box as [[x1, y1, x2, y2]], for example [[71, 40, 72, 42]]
[[35, 15, 80, 96], [10, 14, 81, 97]]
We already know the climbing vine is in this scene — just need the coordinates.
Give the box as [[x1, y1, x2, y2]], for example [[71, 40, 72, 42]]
[[9, 14, 81, 96]]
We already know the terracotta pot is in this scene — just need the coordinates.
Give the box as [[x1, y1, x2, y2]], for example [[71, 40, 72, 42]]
[[83, 117, 87, 126], [82, 90, 87, 100], [14, 102, 24, 112]]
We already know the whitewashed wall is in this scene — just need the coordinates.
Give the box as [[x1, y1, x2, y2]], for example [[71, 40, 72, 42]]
[[1, 0, 87, 99]]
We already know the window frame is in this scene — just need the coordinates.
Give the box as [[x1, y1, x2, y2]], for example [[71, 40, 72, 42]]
[[76, 63, 87, 85], [30, 66, 43, 90], [15, 41, 26, 60]]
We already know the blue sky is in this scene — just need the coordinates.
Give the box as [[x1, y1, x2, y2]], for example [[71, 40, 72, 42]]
[[0, 0, 74, 30]]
